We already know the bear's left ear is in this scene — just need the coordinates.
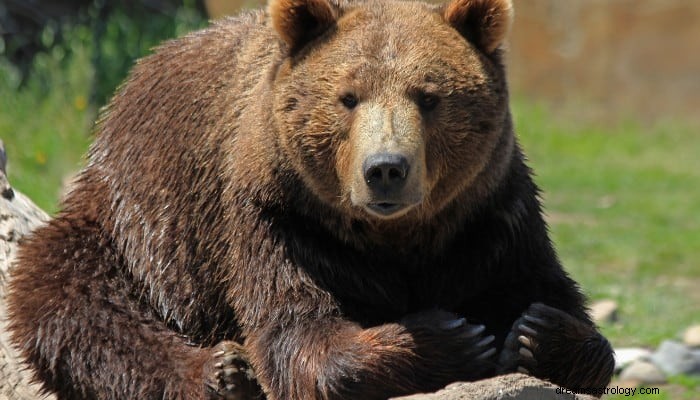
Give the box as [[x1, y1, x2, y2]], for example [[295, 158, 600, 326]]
[[443, 0, 513, 54], [269, 0, 339, 52]]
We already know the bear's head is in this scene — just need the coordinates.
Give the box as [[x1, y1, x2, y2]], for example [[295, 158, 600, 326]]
[[271, 0, 514, 222]]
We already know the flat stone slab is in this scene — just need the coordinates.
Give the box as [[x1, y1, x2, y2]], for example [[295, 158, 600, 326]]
[[393, 373, 598, 400]]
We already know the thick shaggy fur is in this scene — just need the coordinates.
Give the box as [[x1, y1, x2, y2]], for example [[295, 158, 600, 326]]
[[7, 0, 614, 399]]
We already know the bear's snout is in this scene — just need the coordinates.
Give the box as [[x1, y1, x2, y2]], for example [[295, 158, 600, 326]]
[[362, 152, 411, 217], [346, 103, 427, 219], [349, 147, 425, 219], [363, 153, 409, 194]]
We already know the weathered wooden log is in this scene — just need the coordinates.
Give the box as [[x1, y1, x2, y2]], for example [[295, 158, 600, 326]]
[[0, 140, 54, 400]]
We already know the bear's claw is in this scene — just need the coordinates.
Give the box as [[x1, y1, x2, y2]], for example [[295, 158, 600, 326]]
[[468, 332, 497, 362], [205, 341, 255, 399], [458, 324, 486, 339], [440, 317, 467, 330], [497, 303, 556, 376]]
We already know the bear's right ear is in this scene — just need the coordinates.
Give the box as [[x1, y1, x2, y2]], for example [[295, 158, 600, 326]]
[[269, 0, 339, 52], [443, 0, 513, 54]]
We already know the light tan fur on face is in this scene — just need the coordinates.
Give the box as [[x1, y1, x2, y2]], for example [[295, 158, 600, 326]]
[[344, 101, 426, 219], [272, 0, 514, 224]]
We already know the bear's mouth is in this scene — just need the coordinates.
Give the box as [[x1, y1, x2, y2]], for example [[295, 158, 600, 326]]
[[366, 202, 406, 217]]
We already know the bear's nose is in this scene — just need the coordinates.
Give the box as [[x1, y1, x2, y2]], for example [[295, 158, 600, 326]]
[[363, 153, 409, 195]]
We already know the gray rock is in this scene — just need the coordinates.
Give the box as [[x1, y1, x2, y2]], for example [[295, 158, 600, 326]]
[[683, 325, 700, 348], [589, 300, 618, 324], [650, 340, 700, 375], [392, 373, 597, 400], [618, 360, 666, 384], [614, 348, 653, 372]]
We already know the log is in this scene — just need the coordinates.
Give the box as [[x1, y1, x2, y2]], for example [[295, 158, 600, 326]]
[[0, 140, 54, 400]]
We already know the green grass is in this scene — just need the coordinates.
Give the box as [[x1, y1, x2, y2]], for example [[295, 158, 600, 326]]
[[1, 6, 205, 213], [513, 103, 700, 399], [1, 31, 92, 213], [513, 101, 700, 348]]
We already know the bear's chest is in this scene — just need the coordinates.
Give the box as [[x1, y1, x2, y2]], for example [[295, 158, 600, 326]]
[[323, 250, 496, 326]]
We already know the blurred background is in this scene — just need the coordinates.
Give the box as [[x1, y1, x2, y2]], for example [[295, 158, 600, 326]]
[[1, 0, 698, 398]]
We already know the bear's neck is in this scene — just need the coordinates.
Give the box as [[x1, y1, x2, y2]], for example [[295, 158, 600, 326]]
[[268, 148, 530, 256]]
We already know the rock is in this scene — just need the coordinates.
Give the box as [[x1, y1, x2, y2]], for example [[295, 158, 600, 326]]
[[650, 340, 700, 375], [683, 325, 700, 348], [589, 299, 618, 324], [618, 360, 666, 384], [392, 373, 598, 400], [614, 348, 653, 373]]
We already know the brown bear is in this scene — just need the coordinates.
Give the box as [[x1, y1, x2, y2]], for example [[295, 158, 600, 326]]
[[7, 0, 615, 398]]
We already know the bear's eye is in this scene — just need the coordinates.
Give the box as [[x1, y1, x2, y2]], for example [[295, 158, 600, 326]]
[[340, 93, 359, 109], [418, 93, 439, 111]]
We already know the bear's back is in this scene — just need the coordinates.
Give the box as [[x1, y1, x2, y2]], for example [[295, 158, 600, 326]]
[[64, 11, 283, 340]]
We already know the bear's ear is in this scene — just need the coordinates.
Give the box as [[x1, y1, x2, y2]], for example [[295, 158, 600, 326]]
[[443, 0, 513, 54], [269, 0, 339, 52]]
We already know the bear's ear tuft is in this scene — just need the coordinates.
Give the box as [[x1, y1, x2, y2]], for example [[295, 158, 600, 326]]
[[443, 0, 513, 54], [269, 0, 339, 52]]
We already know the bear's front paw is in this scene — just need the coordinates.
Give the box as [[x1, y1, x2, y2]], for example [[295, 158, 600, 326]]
[[203, 341, 258, 399], [402, 310, 497, 380], [498, 303, 614, 391], [497, 303, 551, 376], [444, 317, 498, 363]]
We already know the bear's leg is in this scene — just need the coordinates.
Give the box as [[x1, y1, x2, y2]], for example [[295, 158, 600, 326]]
[[246, 310, 497, 400], [498, 303, 614, 395], [7, 219, 259, 399]]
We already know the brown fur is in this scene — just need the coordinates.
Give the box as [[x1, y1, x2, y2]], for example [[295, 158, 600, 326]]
[[443, 0, 513, 53], [7, 0, 613, 399]]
